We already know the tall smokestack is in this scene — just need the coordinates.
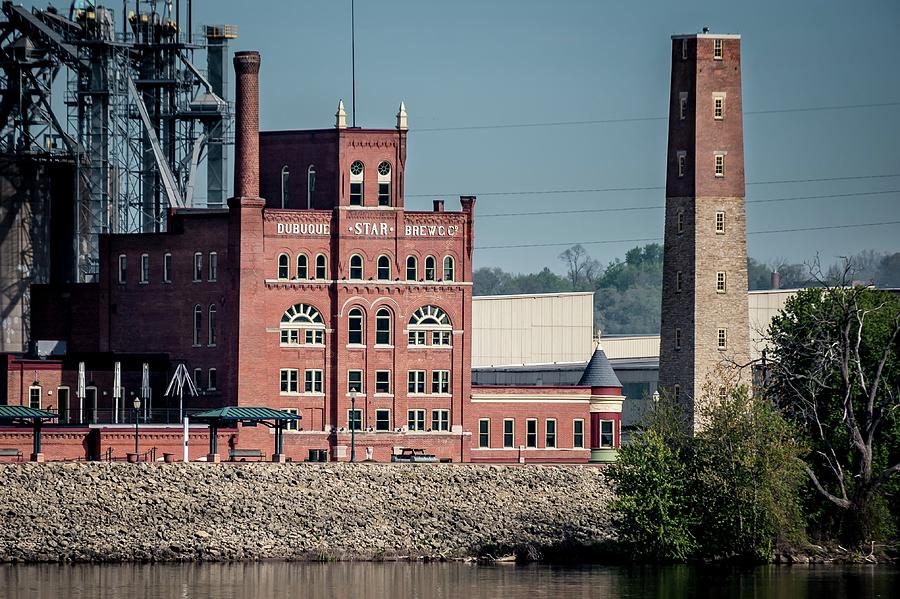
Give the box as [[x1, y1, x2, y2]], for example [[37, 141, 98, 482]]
[[771, 271, 781, 290], [233, 50, 260, 199]]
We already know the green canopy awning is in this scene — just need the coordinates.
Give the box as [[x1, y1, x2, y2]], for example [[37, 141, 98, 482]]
[[192, 406, 302, 422], [0, 405, 58, 422]]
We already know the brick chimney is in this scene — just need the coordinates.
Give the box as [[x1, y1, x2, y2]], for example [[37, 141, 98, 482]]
[[432, 199, 444, 212], [233, 50, 261, 199], [771, 271, 781, 290]]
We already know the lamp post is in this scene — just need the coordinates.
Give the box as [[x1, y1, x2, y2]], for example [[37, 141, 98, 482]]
[[132, 394, 141, 461], [349, 389, 358, 463]]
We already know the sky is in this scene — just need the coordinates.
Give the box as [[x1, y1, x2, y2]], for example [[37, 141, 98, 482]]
[[30, 0, 900, 274]]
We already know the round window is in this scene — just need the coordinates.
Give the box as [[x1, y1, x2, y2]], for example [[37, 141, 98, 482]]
[[377, 161, 391, 176], [350, 160, 364, 176]]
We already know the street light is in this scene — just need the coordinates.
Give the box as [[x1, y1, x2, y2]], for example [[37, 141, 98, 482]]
[[132, 394, 141, 461], [349, 389, 358, 463]]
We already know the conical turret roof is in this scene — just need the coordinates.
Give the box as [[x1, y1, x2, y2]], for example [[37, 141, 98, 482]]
[[577, 345, 622, 388]]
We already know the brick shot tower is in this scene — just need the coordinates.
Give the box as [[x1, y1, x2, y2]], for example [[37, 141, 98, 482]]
[[658, 31, 751, 430]]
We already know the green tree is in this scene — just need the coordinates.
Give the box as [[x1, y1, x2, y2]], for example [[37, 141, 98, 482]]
[[747, 257, 772, 290], [767, 285, 900, 544]]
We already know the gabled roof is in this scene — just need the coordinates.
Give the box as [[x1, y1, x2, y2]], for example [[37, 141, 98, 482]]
[[0, 405, 58, 421], [577, 347, 622, 388], [192, 407, 302, 421]]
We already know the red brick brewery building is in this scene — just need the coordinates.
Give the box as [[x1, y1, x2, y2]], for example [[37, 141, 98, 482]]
[[1, 50, 625, 464]]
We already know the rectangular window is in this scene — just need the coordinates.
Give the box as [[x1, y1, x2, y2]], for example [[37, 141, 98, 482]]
[[208, 307, 217, 346], [714, 96, 724, 120], [378, 182, 390, 206], [347, 370, 364, 393], [193, 252, 202, 282], [526, 419, 538, 448], [281, 329, 300, 345], [376, 409, 391, 431], [674, 385, 681, 401], [677, 210, 685, 234], [681, 38, 687, 60], [503, 419, 514, 448], [193, 368, 202, 390], [29, 386, 41, 409], [677, 151, 686, 177], [718, 386, 728, 402], [305, 329, 324, 345], [140, 254, 149, 283], [717, 271, 727, 293], [284, 408, 299, 431], [675, 327, 682, 351], [208, 252, 218, 282], [718, 328, 728, 350], [675, 270, 682, 293], [118, 254, 127, 283], [349, 182, 363, 206], [208, 368, 217, 391], [714, 38, 723, 59], [679, 92, 688, 120], [573, 419, 584, 449], [408, 370, 426, 394], [716, 211, 726, 234], [479, 419, 490, 448], [546, 419, 557, 448], [431, 409, 450, 432], [305, 369, 324, 393], [375, 370, 391, 394], [408, 330, 426, 346], [280, 368, 299, 393], [163, 253, 172, 283], [407, 409, 425, 431], [56, 387, 70, 423], [431, 370, 450, 394], [600, 420, 615, 448], [348, 409, 362, 431], [432, 331, 451, 346], [715, 154, 725, 177]]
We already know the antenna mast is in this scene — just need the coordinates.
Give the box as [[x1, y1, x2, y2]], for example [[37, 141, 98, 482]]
[[351, 0, 356, 127]]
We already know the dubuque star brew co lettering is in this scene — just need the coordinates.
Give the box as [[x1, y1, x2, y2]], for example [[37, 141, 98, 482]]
[[276, 222, 459, 237]]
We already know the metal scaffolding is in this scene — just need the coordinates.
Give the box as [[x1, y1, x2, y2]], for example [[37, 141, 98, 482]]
[[0, 0, 234, 285]]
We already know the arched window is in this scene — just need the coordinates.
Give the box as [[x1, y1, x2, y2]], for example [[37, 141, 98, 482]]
[[375, 308, 392, 345], [408, 305, 452, 347], [349, 254, 364, 280], [193, 304, 202, 346], [443, 256, 455, 282], [208, 304, 217, 346], [424, 256, 436, 281], [349, 160, 364, 206], [377, 161, 391, 206], [280, 165, 290, 208], [377, 255, 391, 280], [280, 303, 325, 346], [297, 254, 308, 279], [307, 164, 316, 209], [406, 256, 417, 281], [315, 254, 327, 280], [348, 308, 364, 345], [277, 253, 290, 279]]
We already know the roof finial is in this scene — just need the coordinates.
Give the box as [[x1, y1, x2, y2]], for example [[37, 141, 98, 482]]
[[335, 99, 347, 129], [597, 328, 603, 350], [396, 101, 408, 131]]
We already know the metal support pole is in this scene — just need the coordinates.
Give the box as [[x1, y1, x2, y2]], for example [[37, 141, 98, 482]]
[[33, 420, 41, 455], [183, 416, 189, 462], [134, 406, 139, 459], [350, 393, 356, 463]]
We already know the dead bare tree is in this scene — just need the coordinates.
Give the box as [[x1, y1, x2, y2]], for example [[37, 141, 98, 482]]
[[765, 258, 900, 543]]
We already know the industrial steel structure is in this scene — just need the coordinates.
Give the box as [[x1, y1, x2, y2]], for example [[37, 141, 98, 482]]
[[0, 0, 234, 351]]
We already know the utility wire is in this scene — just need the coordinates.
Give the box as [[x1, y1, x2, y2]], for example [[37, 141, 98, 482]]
[[414, 101, 900, 132], [475, 220, 900, 250], [478, 189, 900, 219], [407, 173, 900, 199]]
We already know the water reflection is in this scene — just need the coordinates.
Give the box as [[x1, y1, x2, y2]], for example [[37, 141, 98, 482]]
[[0, 562, 896, 599]]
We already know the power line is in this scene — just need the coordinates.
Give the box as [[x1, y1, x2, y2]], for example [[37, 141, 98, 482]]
[[475, 220, 900, 250], [407, 173, 900, 198], [478, 189, 900, 219], [414, 101, 900, 132]]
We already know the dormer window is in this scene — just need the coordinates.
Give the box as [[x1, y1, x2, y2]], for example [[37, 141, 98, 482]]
[[377, 161, 391, 206], [280, 165, 290, 208], [349, 160, 364, 206]]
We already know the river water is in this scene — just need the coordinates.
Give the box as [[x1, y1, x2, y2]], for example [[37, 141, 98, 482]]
[[0, 562, 897, 598]]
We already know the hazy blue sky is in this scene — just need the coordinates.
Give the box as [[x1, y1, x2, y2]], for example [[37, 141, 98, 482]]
[[37, 0, 900, 273]]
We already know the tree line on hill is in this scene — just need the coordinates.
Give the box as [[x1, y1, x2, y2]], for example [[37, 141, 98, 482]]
[[474, 245, 900, 335]]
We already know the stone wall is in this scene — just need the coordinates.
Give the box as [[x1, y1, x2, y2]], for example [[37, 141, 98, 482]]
[[0, 463, 614, 562]]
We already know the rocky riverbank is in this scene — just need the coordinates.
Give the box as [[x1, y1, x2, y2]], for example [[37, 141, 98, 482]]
[[0, 463, 615, 563]]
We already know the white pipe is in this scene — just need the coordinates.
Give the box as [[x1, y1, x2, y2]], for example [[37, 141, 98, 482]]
[[183, 416, 190, 462]]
